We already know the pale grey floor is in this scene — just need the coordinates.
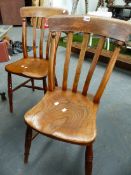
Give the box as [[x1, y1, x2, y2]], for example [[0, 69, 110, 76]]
[[0, 27, 131, 175]]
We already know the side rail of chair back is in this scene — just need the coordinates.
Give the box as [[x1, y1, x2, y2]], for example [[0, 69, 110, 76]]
[[20, 7, 68, 59], [48, 16, 131, 103]]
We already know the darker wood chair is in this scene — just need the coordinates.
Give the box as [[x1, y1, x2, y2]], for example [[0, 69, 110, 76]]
[[5, 7, 68, 112], [24, 16, 131, 174]]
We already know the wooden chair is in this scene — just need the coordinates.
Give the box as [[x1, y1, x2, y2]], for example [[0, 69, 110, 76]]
[[24, 16, 131, 174], [5, 7, 68, 112]]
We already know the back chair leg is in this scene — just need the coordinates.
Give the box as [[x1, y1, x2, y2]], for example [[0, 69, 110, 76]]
[[85, 144, 93, 175], [8, 73, 13, 113], [24, 125, 32, 164], [43, 77, 47, 94], [55, 75, 58, 86], [31, 78, 35, 91]]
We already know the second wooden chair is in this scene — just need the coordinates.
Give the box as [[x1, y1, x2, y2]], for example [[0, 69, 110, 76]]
[[5, 6, 68, 112]]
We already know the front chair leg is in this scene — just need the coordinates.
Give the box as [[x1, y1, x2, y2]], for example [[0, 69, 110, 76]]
[[24, 125, 32, 164], [85, 144, 93, 175], [43, 77, 47, 94], [8, 73, 13, 113]]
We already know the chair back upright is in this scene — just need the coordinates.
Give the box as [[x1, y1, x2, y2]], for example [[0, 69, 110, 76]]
[[48, 15, 131, 103], [20, 7, 68, 59]]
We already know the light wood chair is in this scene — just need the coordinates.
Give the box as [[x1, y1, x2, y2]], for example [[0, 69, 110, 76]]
[[24, 16, 131, 174], [5, 6, 68, 112]]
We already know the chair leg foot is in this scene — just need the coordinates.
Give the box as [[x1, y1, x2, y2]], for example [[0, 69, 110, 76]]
[[24, 125, 32, 164], [8, 73, 13, 113], [85, 144, 93, 175], [0, 92, 6, 101], [31, 78, 35, 91]]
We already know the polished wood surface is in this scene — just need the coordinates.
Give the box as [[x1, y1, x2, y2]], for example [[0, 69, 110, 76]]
[[72, 33, 90, 93], [48, 15, 131, 43], [5, 58, 48, 78], [24, 16, 131, 174], [20, 6, 68, 18], [25, 88, 98, 144], [5, 7, 68, 112], [62, 32, 73, 91]]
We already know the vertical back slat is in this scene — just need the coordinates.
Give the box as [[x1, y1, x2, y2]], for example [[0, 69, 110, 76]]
[[46, 32, 51, 60], [37, 17, 42, 28], [55, 32, 61, 50], [46, 32, 61, 60], [54, 32, 61, 63], [32, 17, 37, 58], [39, 17, 44, 58], [72, 33, 90, 92], [53, 32, 62, 69], [62, 32, 73, 91], [48, 32, 56, 91], [93, 45, 121, 103], [22, 17, 28, 58], [82, 36, 105, 96]]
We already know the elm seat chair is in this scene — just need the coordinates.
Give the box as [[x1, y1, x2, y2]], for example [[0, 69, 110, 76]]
[[5, 7, 68, 113], [24, 16, 131, 175]]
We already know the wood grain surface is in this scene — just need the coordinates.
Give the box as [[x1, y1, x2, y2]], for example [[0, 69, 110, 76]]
[[25, 88, 98, 144]]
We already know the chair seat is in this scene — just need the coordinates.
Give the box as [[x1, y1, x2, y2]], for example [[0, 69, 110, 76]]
[[24, 88, 99, 145], [5, 58, 48, 79]]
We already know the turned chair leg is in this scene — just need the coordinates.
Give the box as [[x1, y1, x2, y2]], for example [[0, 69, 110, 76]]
[[8, 73, 13, 113], [55, 75, 58, 86], [24, 125, 32, 164], [43, 77, 47, 94], [31, 78, 35, 91], [85, 144, 93, 175]]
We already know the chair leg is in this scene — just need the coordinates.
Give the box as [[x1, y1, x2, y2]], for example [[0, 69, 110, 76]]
[[8, 73, 13, 113], [55, 75, 58, 86], [85, 144, 93, 175], [43, 77, 47, 94], [24, 125, 32, 164], [31, 78, 35, 91]]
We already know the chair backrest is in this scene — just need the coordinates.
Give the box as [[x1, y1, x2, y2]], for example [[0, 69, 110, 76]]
[[20, 6, 68, 59], [48, 15, 131, 103]]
